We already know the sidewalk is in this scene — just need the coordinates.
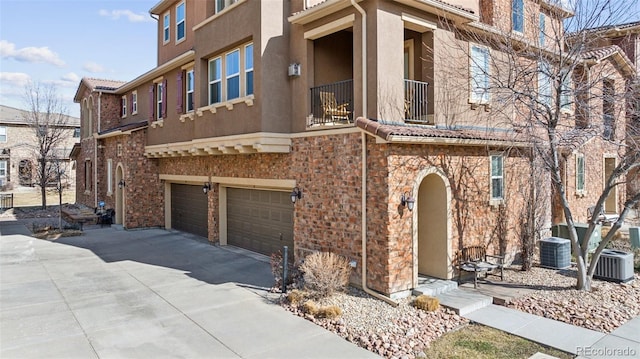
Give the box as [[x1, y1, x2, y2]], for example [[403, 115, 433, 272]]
[[0, 219, 378, 359]]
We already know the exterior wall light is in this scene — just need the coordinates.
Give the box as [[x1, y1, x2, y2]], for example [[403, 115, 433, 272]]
[[401, 192, 415, 211], [290, 187, 302, 203], [118, 179, 125, 189], [203, 182, 211, 194]]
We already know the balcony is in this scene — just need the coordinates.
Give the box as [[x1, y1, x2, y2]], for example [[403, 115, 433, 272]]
[[404, 79, 430, 124], [308, 80, 353, 127]]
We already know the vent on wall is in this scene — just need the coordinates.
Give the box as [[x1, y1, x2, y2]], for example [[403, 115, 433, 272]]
[[594, 249, 634, 283]]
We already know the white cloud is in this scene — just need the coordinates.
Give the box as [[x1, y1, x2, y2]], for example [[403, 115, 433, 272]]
[[99, 9, 153, 23], [0, 72, 32, 88], [44, 72, 81, 88], [0, 40, 65, 67], [83, 61, 106, 73]]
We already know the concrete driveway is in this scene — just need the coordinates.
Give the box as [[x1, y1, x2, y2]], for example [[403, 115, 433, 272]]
[[0, 220, 377, 359]]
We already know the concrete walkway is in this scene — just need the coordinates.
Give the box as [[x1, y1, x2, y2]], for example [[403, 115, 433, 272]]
[[0, 220, 377, 359]]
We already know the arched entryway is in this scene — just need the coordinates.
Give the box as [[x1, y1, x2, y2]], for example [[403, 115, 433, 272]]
[[414, 170, 451, 281], [115, 165, 124, 225]]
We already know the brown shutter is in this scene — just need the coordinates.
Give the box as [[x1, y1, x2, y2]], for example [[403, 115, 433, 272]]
[[149, 85, 155, 122], [130, 93, 134, 114], [176, 72, 183, 114]]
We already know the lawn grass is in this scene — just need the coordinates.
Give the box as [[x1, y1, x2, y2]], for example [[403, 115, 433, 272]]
[[6, 187, 75, 207], [423, 324, 574, 359]]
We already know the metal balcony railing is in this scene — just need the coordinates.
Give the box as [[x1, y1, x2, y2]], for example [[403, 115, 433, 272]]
[[404, 79, 430, 124], [309, 80, 353, 126]]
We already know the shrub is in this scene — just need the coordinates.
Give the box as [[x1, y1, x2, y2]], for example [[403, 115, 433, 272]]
[[414, 295, 440, 311], [317, 305, 342, 319], [286, 289, 306, 305], [302, 300, 319, 315], [299, 252, 351, 298]]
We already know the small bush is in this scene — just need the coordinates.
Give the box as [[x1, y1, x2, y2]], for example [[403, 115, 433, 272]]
[[286, 289, 306, 305], [317, 305, 342, 319], [302, 300, 319, 315], [414, 295, 440, 311], [300, 252, 351, 298]]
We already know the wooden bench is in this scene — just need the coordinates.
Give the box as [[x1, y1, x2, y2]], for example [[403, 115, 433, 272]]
[[456, 245, 504, 288], [61, 208, 98, 231]]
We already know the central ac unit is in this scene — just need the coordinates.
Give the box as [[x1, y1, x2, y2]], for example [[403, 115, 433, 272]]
[[594, 249, 634, 283], [539, 237, 571, 269]]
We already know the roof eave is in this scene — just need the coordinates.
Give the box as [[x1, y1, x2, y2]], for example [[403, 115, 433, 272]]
[[116, 50, 195, 94]]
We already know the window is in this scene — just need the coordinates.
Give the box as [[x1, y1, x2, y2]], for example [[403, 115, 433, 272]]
[[163, 12, 170, 43], [186, 69, 194, 112], [132, 91, 138, 114], [176, 2, 185, 42], [603, 79, 615, 140], [512, 0, 524, 33], [226, 49, 240, 100], [0, 161, 6, 178], [121, 96, 127, 117], [209, 57, 222, 105], [0, 126, 6, 142], [157, 82, 164, 120], [470, 45, 490, 104], [539, 13, 545, 46], [117, 144, 123, 157], [216, 0, 238, 13], [245, 44, 254, 96], [208, 43, 253, 105], [576, 154, 585, 194], [490, 154, 504, 201], [538, 61, 551, 106], [107, 159, 113, 194], [560, 69, 572, 111], [73, 128, 80, 138]]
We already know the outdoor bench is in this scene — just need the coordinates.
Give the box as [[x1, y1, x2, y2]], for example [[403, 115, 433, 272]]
[[456, 245, 504, 288]]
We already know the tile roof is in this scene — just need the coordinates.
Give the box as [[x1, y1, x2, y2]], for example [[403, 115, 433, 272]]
[[83, 78, 127, 92], [355, 117, 529, 145], [97, 120, 148, 136], [292, 0, 474, 17], [582, 21, 640, 35], [0, 104, 80, 126]]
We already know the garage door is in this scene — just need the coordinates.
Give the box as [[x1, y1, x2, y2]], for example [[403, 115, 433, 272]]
[[227, 188, 293, 256], [171, 184, 208, 238]]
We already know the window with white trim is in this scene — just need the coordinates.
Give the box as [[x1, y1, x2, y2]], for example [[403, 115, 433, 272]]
[[539, 13, 545, 46], [0, 126, 6, 142], [176, 2, 185, 42], [490, 154, 504, 201], [186, 69, 194, 112], [560, 69, 572, 111], [157, 82, 164, 120], [163, 12, 170, 43], [0, 160, 6, 179], [73, 128, 80, 138], [470, 44, 490, 104], [121, 96, 127, 117], [576, 154, 585, 194], [107, 159, 113, 194], [245, 44, 254, 96], [512, 0, 524, 33], [132, 91, 138, 114], [538, 61, 552, 106], [208, 43, 253, 105], [216, 0, 238, 13]]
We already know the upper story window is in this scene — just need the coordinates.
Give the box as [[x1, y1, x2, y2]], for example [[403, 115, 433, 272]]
[[538, 61, 552, 106], [132, 91, 138, 114], [512, 0, 524, 33], [163, 12, 170, 43], [0, 161, 6, 178], [186, 69, 194, 112], [208, 42, 253, 105], [216, 0, 238, 13], [560, 69, 572, 112], [539, 13, 545, 46], [603, 78, 615, 140], [121, 95, 127, 117], [245, 44, 254, 96], [490, 154, 504, 201], [73, 128, 80, 138], [470, 44, 490, 104], [157, 82, 164, 120], [0, 126, 6, 142], [176, 2, 185, 43]]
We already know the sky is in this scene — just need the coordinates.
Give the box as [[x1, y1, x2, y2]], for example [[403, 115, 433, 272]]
[[0, 0, 158, 118]]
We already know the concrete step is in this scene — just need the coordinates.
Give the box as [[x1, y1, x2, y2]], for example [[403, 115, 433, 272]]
[[435, 288, 493, 316], [412, 277, 458, 296]]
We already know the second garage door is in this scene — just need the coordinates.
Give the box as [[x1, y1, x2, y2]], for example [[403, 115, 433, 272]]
[[227, 188, 293, 256]]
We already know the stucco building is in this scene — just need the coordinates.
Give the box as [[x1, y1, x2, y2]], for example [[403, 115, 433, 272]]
[[72, 0, 635, 298]]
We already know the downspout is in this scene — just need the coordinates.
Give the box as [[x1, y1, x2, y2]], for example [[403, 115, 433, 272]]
[[94, 91, 102, 208], [361, 132, 398, 306]]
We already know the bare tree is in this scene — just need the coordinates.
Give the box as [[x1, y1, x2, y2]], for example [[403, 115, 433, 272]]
[[21, 82, 70, 209], [435, 0, 640, 290]]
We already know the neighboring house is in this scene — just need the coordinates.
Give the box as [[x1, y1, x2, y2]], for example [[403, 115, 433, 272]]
[[0, 105, 80, 190], [72, 0, 634, 298]]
